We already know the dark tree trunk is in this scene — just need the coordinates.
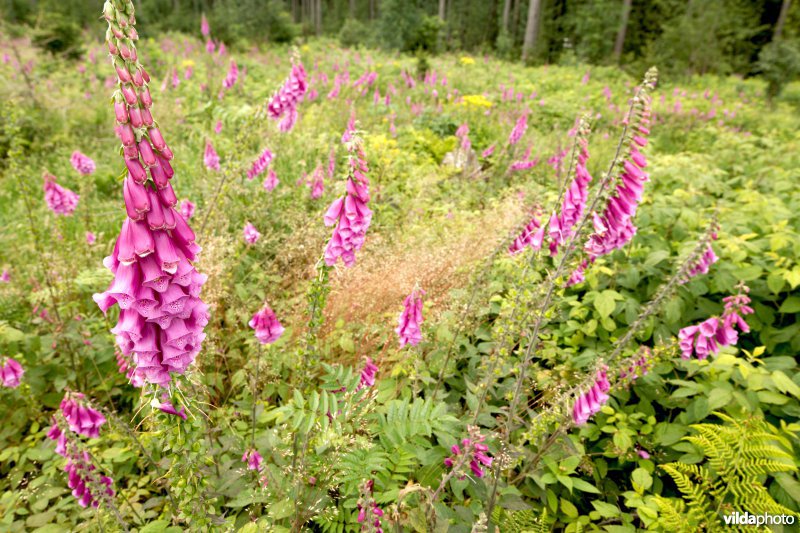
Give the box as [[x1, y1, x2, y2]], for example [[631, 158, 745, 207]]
[[774, 0, 792, 41], [521, 0, 541, 62], [613, 0, 632, 63]]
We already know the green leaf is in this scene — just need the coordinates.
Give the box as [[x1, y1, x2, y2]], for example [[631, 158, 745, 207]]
[[771, 371, 800, 399], [631, 467, 653, 494], [571, 478, 601, 493], [767, 271, 786, 294], [613, 431, 632, 451], [591, 500, 620, 518], [775, 473, 800, 502], [560, 498, 579, 518], [140, 521, 171, 533], [594, 290, 620, 318], [778, 296, 800, 314], [269, 498, 294, 520]]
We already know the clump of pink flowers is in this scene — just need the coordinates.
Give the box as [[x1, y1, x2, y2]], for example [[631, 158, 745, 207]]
[[204, 140, 220, 171], [243, 222, 261, 244], [444, 427, 493, 478], [70, 151, 96, 175], [179, 199, 195, 220], [683, 240, 718, 282], [263, 169, 279, 192], [267, 58, 308, 132], [323, 132, 372, 267], [356, 480, 384, 533], [358, 357, 379, 389], [507, 111, 528, 146], [585, 94, 653, 258], [47, 392, 114, 508], [679, 286, 753, 360], [247, 148, 274, 180], [396, 287, 425, 347], [548, 129, 592, 255], [249, 302, 284, 344], [572, 368, 611, 426], [222, 60, 238, 90], [0, 356, 24, 388], [242, 449, 269, 487], [309, 164, 324, 199], [43, 173, 80, 216], [95, 0, 209, 388]]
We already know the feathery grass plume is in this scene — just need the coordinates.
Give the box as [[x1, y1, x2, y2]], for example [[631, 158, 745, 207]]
[[323, 130, 372, 267], [94, 0, 209, 388], [43, 172, 79, 215], [0, 356, 24, 388]]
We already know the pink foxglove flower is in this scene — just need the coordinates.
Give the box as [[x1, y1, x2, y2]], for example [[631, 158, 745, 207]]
[[683, 242, 718, 282], [154, 394, 187, 419], [44, 173, 80, 216], [0, 357, 24, 388], [565, 259, 588, 287], [509, 213, 545, 255], [179, 199, 195, 220], [358, 357, 379, 389], [481, 144, 496, 158], [222, 59, 238, 90], [242, 448, 264, 471], [572, 368, 611, 426], [65, 451, 115, 508], [86, 232, 96, 245], [0, 269, 9, 283], [249, 303, 284, 344], [247, 148, 274, 180], [214, 120, 223, 134], [263, 169, 279, 192], [70, 151, 96, 175], [679, 288, 753, 360], [341, 112, 356, 143], [324, 134, 372, 267], [243, 223, 261, 244], [309, 164, 324, 199], [267, 59, 307, 132], [548, 135, 592, 255], [200, 14, 210, 37], [585, 96, 653, 258], [455, 122, 471, 151], [205, 39, 216, 54], [204, 140, 220, 171], [396, 288, 424, 347], [509, 145, 539, 172], [444, 429, 493, 478], [60, 392, 107, 438], [508, 111, 528, 146], [327, 146, 336, 179], [95, 2, 209, 388]]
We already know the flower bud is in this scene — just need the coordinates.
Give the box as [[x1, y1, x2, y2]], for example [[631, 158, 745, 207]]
[[140, 107, 153, 126], [159, 145, 174, 161], [131, 68, 144, 87], [137, 139, 156, 167], [148, 128, 166, 151], [125, 157, 146, 183], [128, 106, 143, 128], [117, 123, 135, 146], [115, 63, 131, 83], [121, 85, 137, 105], [114, 100, 128, 123], [139, 87, 152, 107]]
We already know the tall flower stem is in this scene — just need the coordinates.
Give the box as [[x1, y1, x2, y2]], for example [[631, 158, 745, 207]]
[[251, 343, 262, 447]]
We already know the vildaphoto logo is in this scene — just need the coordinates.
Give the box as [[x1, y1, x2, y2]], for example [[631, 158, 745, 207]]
[[722, 512, 796, 526]]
